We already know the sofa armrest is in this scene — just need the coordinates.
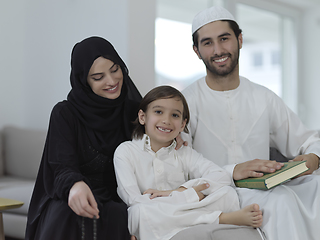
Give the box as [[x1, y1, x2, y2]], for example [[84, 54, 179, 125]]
[[269, 147, 289, 162], [270, 129, 320, 162]]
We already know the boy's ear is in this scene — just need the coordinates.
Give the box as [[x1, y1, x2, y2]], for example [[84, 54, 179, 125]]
[[138, 109, 146, 125], [180, 119, 187, 132]]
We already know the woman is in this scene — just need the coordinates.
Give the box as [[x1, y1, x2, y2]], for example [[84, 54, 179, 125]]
[[25, 36, 142, 240]]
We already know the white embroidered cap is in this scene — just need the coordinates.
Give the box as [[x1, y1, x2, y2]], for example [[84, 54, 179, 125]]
[[192, 6, 236, 34]]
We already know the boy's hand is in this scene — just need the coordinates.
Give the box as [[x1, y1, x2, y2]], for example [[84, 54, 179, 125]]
[[143, 188, 171, 199], [143, 187, 187, 199], [193, 183, 210, 201]]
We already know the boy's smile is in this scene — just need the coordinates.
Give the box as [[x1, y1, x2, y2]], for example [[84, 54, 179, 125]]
[[157, 126, 172, 133]]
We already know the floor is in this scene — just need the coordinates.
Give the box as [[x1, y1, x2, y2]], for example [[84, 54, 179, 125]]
[[5, 237, 21, 240]]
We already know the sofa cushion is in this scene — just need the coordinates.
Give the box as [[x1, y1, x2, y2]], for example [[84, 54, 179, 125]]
[[3, 126, 46, 179], [0, 176, 34, 215]]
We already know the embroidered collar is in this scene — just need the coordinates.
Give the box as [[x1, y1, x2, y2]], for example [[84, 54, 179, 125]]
[[134, 134, 176, 157]]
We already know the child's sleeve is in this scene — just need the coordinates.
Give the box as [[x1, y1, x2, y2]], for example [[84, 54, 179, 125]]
[[114, 143, 200, 206], [114, 142, 150, 206], [181, 147, 233, 196]]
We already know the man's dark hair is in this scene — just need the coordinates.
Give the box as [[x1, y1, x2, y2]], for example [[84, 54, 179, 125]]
[[192, 20, 242, 49]]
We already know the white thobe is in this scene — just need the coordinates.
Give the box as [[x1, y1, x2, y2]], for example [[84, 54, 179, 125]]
[[182, 76, 320, 240], [114, 135, 240, 240]]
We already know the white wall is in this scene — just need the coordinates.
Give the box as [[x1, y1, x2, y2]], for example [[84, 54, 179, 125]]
[[299, 6, 320, 130], [0, 0, 319, 131], [0, 0, 155, 130], [0, 1, 26, 128], [127, 0, 156, 97]]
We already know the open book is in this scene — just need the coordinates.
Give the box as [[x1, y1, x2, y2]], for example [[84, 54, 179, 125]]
[[235, 161, 309, 190]]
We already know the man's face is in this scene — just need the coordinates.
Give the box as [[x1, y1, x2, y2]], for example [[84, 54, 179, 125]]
[[193, 21, 242, 77]]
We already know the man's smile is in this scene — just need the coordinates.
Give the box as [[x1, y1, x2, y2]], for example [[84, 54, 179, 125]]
[[214, 56, 229, 63]]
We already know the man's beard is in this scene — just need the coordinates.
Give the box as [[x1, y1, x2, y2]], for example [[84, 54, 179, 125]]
[[202, 46, 240, 77]]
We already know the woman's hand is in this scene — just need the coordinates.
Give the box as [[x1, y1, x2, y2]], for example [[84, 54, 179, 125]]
[[68, 181, 100, 219], [175, 133, 188, 150]]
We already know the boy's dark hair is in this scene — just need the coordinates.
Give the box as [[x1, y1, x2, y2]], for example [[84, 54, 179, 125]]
[[192, 20, 242, 49], [132, 85, 190, 139]]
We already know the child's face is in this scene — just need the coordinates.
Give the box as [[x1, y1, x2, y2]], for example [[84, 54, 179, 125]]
[[138, 97, 187, 152]]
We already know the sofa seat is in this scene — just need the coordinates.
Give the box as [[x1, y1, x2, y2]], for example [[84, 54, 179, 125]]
[[0, 176, 34, 215], [0, 176, 35, 239], [0, 126, 46, 239]]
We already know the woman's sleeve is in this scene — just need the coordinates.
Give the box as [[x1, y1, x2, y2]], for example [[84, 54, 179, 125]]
[[42, 102, 86, 201]]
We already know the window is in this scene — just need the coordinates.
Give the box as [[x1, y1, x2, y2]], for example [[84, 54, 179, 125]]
[[271, 50, 280, 66], [155, 0, 298, 111], [155, 0, 210, 90], [252, 52, 263, 67], [237, 4, 283, 97], [155, 18, 205, 90]]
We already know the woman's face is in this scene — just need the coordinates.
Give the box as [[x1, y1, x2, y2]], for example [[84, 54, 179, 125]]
[[87, 57, 123, 99]]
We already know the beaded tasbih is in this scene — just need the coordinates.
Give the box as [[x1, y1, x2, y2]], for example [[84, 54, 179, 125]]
[[81, 216, 97, 240]]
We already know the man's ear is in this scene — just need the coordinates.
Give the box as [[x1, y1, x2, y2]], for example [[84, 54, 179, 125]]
[[238, 33, 243, 49], [193, 45, 202, 59], [138, 109, 146, 125]]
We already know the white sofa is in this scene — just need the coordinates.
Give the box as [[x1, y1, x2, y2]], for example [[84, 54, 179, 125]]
[[0, 126, 46, 239]]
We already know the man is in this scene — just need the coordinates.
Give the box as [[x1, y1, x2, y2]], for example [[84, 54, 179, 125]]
[[182, 6, 320, 240]]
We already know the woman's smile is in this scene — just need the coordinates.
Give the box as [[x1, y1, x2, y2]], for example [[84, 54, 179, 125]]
[[87, 57, 124, 99], [104, 83, 119, 93]]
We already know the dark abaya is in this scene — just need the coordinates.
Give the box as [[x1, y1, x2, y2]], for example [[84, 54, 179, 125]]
[[25, 37, 142, 240]]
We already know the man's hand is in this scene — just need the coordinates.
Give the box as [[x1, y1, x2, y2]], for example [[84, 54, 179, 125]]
[[233, 159, 284, 180], [290, 153, 319, 177], [193, 183, 210, 201], [68, 181, 99, 219], [175, 133, 188, 150]]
